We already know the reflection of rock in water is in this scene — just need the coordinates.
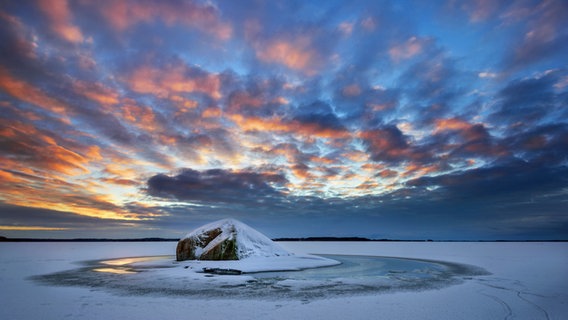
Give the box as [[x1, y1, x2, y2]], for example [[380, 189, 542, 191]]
[[31, 255, 490, 301]]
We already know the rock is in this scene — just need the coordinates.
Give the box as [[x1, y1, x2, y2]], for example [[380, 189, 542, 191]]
[[176, 218, 290, 261], [176, 228, 223, 261], [202, 267, 243, 275]]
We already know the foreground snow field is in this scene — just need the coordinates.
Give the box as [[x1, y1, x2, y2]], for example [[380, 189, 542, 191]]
[[1, 241, 566, 320]]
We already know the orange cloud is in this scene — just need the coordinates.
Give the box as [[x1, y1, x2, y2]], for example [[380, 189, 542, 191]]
[[0, 167, 140, 221], [434, 118, 473, 133], [0, 119, 95, 176], [309, 156, 336, 165], [0, 169, 24, 184], [402, 163, 442, 178], [121, 103, 161, 133], [228, 91, 265, 112], [0, 67, 70, 122], [73, 80, 120, 107], [255, 36, 320, 74], [230, 114, 350, 139], [98, 0, 232, 40], [434, 118, 493, 143], [345, 151, 369, 162], [44, 145, 90, 175], [0, 225, 69, 231], [126, 64, 221, 99], [355, 180, 381, 191], [378, 169, 398, 178], [202, 107, 222, 118], [291, 163, 313, 180], [85, 145, 103, 161], [37, 0, 84, 43], [104, 163, 139, 178]]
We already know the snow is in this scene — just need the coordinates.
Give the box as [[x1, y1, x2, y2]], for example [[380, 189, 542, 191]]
[[180, 218, 291, 259], [1, 241, 567, 320], [176, 218, 340, 271]]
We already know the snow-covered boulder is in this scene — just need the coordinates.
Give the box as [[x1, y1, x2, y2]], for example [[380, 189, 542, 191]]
[[176, 218, 291, 261]]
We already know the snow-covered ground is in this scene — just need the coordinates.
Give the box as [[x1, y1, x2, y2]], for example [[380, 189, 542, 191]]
[[1, 241, 566, 320]]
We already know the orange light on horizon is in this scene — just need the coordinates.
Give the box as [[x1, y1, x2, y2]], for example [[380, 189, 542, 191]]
[[0, 225, 70, 231]]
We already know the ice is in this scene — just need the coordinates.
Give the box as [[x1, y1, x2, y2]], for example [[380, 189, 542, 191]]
[[1, 241, 567, 320]]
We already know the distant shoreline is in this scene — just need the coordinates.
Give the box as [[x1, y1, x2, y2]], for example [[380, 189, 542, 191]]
[[0, 236, 566, 242]]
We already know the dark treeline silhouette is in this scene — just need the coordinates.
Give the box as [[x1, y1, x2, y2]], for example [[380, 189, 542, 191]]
[[1, 236, 565, 242]]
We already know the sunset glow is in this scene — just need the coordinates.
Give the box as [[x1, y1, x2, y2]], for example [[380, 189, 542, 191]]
[[1, 0, 567, 240]]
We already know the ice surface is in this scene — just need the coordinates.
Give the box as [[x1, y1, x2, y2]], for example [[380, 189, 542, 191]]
[[33, 253, 480, 300], [2, 242, 567, 320]]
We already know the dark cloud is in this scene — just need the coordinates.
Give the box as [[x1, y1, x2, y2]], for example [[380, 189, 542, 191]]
[[0, 10, 40, 76], [503, 123, 568, 166], [0, 204, 108, 227], [360, 125, 433, 165], [293, 111, 345, 132], [406, 159, 568, 202], [493, 72, 559, 126], [398, 53, 466, 124], [504, 0, 568, 70], [147, 168, 289, 204]]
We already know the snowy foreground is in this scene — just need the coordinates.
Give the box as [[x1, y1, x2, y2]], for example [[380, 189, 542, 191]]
[[1, 242, 567, 320]]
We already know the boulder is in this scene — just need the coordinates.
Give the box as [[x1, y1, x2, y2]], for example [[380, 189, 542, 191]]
[[176, 218, 290, 261]]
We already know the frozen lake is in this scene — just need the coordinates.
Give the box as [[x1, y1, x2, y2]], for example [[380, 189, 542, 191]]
[[1, 241, 567, 319], [31, 253, 487, 299]]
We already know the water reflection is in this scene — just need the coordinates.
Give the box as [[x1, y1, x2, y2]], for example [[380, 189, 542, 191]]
[[93, 267, 136, 274]]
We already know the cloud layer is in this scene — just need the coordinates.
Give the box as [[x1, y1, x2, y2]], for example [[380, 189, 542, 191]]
[[1, 0, 567, 239]]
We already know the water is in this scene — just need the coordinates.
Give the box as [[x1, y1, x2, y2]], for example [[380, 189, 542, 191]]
[[33, 253, 487, 300], [253, 254, 446, 281]]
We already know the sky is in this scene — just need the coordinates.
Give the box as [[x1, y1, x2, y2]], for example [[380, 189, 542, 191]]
[[0, 0, 567, 240]]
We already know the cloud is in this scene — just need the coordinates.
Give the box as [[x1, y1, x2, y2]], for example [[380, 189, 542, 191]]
[[492, 71, 560, 126], [72, 80, 120, 107], [478, 72, 498, 79], [0, 67, 71, 122], [1, 0, 567, 240], [229, 113, 350, 140], [254, 36, 320, 73], [94, 0, 232, 39], [501, 0, 568, 70], [124, 61, 222, 100], [388, 36, 430, 62], [458, 0, 502, 22], [359, 125, 432, 165], [0, 117, 90, 176], [147, 168, 288, 204], [433, 118, 504, 158], [243, 15, 337, 76], [406, 158, 568, 203], [0, 168, 139, 221], [0, 11, 38, 66], [503, 123, 568, 166], [37, 0, 84, 43]]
